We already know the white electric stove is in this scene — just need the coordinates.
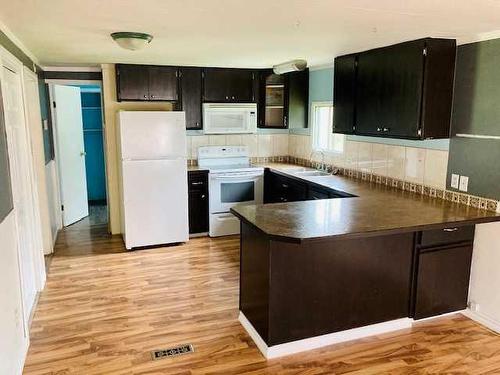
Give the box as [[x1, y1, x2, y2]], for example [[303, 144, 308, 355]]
[[198, 146, 264, 237]]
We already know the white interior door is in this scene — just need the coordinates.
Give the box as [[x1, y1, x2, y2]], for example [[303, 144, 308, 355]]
[[53, 85, 88, 226], [2, 65, 37, 328]]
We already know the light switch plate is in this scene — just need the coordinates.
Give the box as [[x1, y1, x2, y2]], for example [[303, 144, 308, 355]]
[[459, 175, 469, 192], [451, 173, 460, 189]]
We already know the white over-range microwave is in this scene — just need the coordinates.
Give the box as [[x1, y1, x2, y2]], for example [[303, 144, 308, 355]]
[[203, 103, 257, 134]]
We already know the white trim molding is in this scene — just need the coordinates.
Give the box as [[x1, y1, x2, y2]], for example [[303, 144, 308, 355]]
[[463, 309, 500, 334], [239, 312, 412, 359]]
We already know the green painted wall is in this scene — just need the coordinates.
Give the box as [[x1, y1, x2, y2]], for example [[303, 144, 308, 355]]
[[447, 38, 500, 200], [0, 30, 34, 71]]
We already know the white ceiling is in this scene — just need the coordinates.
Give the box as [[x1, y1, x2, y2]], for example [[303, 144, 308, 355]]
[[2, 0, 500, 68]]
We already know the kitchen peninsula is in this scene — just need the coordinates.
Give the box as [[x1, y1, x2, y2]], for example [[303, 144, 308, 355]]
[[231, 166, 500, 359]]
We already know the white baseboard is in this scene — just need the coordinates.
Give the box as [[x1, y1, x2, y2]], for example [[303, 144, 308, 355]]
[[463, 309, 500, 334], [238, 312, 413, 359]]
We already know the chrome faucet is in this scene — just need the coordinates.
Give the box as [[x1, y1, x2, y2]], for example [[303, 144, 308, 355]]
[[310, 150, 327, 172]]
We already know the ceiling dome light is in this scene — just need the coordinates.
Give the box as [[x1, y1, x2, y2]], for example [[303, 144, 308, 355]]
[[273, 59, 307, 75], [111, 32, 153, 51]]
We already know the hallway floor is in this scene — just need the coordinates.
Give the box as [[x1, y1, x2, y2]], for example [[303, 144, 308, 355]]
[[24, 223, 500, 374]]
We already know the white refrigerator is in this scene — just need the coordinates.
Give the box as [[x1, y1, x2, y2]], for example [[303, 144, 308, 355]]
[[118, 111, 188, 249]]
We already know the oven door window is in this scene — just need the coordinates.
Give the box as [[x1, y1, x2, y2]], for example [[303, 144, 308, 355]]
[[221, 181, 255, 203]]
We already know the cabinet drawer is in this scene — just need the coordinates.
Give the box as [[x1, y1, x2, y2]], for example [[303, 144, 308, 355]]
[[419, 225, 475, 248], [188, 171, 208, 191]]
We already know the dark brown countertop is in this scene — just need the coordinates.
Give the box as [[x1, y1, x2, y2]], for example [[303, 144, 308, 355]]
[[231, 165, 500, 243]]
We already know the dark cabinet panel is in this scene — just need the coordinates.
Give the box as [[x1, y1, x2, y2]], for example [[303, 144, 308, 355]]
[[267, 232, 414, 344], [179, 67, 203, 130], [419, 225, 475, 248], [414, 244, 473, 319], [116, 64, 149, 101], [188, 171, 209, 234], [116, 64, 179, 102], [378, 40, 425, 138], [258, 70, 287, 128], [286, 69, 309, 129], [356, 40, 425, 137], [264, 170, 353, 203], [308, 186, 330, 200], [335, 38, 456, 140], [148, 66, 178, 101], [203, 68, 255, 102], [333, 54, 356, 134]]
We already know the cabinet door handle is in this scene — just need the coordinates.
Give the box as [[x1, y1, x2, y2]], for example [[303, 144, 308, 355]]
[[232, 96, 235, 100], [383, 127, 390, 132], [151, 95, 156, 99], [191, 181, 204, 185], [143, 95, 148, 98], [443, 227, 459, 232], [377, 127, 382, 132], [282, 184, 289, 188], [225, 96, 229, 100], [201, 194, 206, 199]]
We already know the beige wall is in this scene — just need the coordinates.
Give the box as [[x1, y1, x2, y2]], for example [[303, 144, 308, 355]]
[[467, 222, 500, 332], [101, 64, 174, 234]]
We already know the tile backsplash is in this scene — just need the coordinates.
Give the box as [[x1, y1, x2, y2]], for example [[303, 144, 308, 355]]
[[187, 134, 289, 159], [289, 135, 449, 190]]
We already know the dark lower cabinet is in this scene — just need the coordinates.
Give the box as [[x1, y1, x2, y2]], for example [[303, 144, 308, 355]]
[[264, 169, 354, 203], [188, 171, 209, 234], [413, 225, 475, 319], [179, 67, 202, 130], [308, 186, 330, 200], [414, 244, 473, 319]]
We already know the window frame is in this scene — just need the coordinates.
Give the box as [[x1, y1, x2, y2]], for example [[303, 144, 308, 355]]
[[310, 101, 344, 154]]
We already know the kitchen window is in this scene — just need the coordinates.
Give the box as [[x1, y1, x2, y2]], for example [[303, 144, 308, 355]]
[[311, 101, 344, 153]]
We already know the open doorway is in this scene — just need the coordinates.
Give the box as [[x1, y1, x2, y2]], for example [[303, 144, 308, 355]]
[[50, 83, 108, 228]]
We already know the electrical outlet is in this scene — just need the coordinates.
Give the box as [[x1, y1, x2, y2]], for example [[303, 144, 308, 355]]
[[468, 301, 480, 312], [451, 173, 460, 189], [459, 175, 469, 192]]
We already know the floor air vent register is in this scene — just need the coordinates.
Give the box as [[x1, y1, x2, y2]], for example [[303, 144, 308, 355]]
[[151, 344, 194, 360]]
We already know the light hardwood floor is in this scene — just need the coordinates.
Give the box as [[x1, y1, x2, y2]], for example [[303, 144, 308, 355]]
[[24, 223, 500, 374]]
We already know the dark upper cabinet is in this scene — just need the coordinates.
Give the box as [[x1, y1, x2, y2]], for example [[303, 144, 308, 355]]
[[258, 70, 287, 128], [286, 69, 309, 129], [333, 54, 357, 134], [116, 64, 149, 101], [357, 40, 425, 137], [116, 64, 179, 102], [334, 38, 456, 139], [148, 66, 178, 101], [203, 68, 255, 102], [179, 67, 202, 130], [258, 69, 309, 129]]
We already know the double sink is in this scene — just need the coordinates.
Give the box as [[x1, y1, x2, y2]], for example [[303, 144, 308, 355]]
[[284, 167, 331, 177]]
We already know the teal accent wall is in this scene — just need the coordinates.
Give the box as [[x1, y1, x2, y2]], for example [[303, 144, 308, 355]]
[[78, 87, 107, 202]]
